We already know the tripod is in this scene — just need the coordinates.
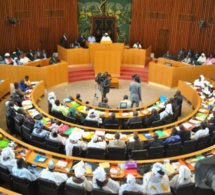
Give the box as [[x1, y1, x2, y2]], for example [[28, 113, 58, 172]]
[[92, 83, 101, 106]]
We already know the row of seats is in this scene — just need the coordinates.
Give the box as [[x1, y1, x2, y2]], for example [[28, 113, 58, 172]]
[[0, 164, 214, 195]]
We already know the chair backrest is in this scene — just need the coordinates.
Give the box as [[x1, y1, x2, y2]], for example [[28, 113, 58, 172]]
[[91, 189, 117, 195], [119, 102, 127, 109], [176, 183, 195, 195], [182, 140, 196, 154], [72, 146, 82, 157], [151, 120, 163, 127], [64, 183, 86, 195], [85, 120, 98, 127], [165, 142, 182, 157], [104, 123, 119, 129], [51, 110, 65, 120], [31, 134, 46, 149], [148, 145, 164, 159], [131, 149, 147, 160], [21, 124, 33, 143], [196, 134, 210, 150], [107, 147, 126, 160], [45, 138, 64, 154], [65, 115, 77, 123], [162, 114, 173, 125], [86, 147, 106, 159], [0, 164, 11, 183], [210, 131, 215, 145], [123, 191, 144, 195], [129, 121, 142, 129]]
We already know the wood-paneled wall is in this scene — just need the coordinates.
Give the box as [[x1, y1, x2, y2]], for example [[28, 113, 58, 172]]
[[1, 0, 215, 57], [0, 0, 78, 55], [130, 0, 215, 57]]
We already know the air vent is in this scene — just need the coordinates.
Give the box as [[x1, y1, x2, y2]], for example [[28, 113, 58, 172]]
[[46, 10, 64, 18], [145, 12, 165, 19], [179, 14, 195, 22], [14, 10, 31, 19], [208, 17, 215, 25]]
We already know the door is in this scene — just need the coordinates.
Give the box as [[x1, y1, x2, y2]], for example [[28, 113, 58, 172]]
[[157, 29, 169, 58]]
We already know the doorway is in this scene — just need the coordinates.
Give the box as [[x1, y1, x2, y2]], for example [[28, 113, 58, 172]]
[[157, 29, 169, 57]]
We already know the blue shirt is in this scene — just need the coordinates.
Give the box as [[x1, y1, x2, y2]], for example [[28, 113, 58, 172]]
[[163, 135, 181, 146]]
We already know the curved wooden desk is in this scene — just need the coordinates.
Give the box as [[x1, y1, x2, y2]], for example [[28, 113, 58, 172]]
[[32, 80, 201, 134], [0, 187, 22, 195], [0, 78, 10, 100]]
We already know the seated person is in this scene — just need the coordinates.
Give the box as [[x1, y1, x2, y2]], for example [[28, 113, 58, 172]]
[[143, 108, 160, 127], [49, 53, 60, 64], [66, 165, 93, 192], [13, 82, 26, 98], [162, 51, 173, 59], [19, 78, 30, 92], [48, 92, 56, 106], [92, 167, 119, 194], [77, 33, 87, 48], [49, 121, 61, 132], [24, 75, 31, 86], [98, 97, 109, 108], [32, 116, 50, 138], [0, 147, 17, 172], [127, 134, 144, 152], [133, 41, 142, 49], [39, 160, 68, 186], [124, 111, 142, 128], [100, 33, 112, 42], [178, 124, 191, 143], [68, 106, 85, 124], [193, 122, 209, 140], [170, 165, 192, 190], [108, 132, 126, 148], [65, 134, 87, 156], [48, 131, 66, 145], [87, 134, 107, 150], [195, 53, 206, 65], [204, 54, 215, 65], [41, 49, 48, 59], [70, 40, 80, 48], [193, 75, 208, 88], [182, 55, 191, 64], [202, 84, 214, 98], [85, 109, 102, 125], [163, 128, 181, 146], [87, 34, 96, 43], [143, 163, 170, 194], [118, 95, 131, 108], [103, 113, 119, 127], [76, 93, 82, 102], [12, 158, 37, 181], [19, 52, 30, 64], [144, 133, 163, 149], [4, 53, 14, 65], [159, 98, 174, 120], [119, 174, 143, 195], [208, 117, 215, 134], [0, 55, 6, 64], [178, 48, 186, 59], [52, 99, 69, 116]]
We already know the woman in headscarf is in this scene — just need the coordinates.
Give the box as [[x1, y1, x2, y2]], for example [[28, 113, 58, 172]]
[[87, 134, 107, 150], [92, 167, 119, 194], [66, 165, 93, 192], [193, 75, 206, 88], [170, 165, 192, 190], [143, 162, 171, 195], [68, 106, 85, 124], [85, 109, 102, 125], [0, 147, 17, 172], [119, 174, 143, 195]]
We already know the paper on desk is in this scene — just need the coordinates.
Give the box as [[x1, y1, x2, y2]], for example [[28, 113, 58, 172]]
[[105, 133, 115, 140], [189, 119, 201, 126], [183, 123, 193, 129], [121, 113, 129, 116], [120, 134, 127, 139], [56, 160, 68, 169]]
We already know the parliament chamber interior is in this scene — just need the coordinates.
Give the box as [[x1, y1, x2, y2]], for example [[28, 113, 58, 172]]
[[1, 0, 215, 195]]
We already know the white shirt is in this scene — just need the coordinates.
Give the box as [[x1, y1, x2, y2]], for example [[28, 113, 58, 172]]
[[100, 36, 112, 42], [12, 167, 37, 181], [0, 147, 16, 172], [66, 177, 93, 192], [87, 36, 96, 43], [92, 177, 120, 194], [194, 127, 209, 140], [87, 140, 107, 150], [39, 169, 68, 186], [133, 43, 142, 49], [49, 133, 67, 145], [119, 183, 144, 195], [118, 99, 132, 108], [170, 174, 192, 190], [65, 140, 87, 156], [108, 140, 126, 148]]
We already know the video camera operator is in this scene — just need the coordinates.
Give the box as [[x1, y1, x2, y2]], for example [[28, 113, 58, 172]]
[[100, 72, 110, 101]]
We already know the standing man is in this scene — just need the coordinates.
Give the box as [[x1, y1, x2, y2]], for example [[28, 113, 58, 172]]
[[59, 33, 67, 48], [101, 72, 110, 101], [129, 76, 142, 107], [77, 33, 87, 48]]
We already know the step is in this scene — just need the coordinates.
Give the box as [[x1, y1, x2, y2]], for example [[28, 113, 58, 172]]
[[69, 71, 94, 77], [68, 66, 94, 73]]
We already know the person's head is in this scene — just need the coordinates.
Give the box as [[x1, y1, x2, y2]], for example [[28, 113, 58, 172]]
[[88, 109, 96, 118], [8, 101, 14, 107], [153, 133, 159, 140], [4, 53, 10, 58], [76, 93, 81, 99], [132, 74, 137, 79], [134, 75, 141, 83], [115, 132, 120, 140], [123, 95, 128, 100], [48, 160, 55, 171], [25, 75, 29, 81], [74, 166, 85, 178], [151, 108, 158, 115], [199, 75, 204, 81], [169, 97, 174, 103], [93, 167, 107, 188], [17, 158, 25, 169], [126, 174, 136, 185], [133, 133, 139, 141], [104, 32, 108, 37], [133, 111, 138, 117], [110, 112, 116, 119], [52, 132, 58, 138], [167, 51, 170, 54], [14, 82, 19, 89], [175, 90, 181, 96], [171, 127, 178, 136], [91, 134, 98, 143], [17, 108, 26, 115], [63, 33, 66, 36], [103, 97, 108, 103], [152, 163, 165, 178], [55, 100, 60, 106], [210, 117, 215, 123], [179, 124, 185, 132], [200, 122, 207, 129]]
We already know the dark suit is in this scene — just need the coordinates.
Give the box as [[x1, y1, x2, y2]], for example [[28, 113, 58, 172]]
[[143, 113, 160, 127], [179, 130, 191, 143], [59, 35, 67, 48], [103, 118, 119, 126], [125, 116, 142, 128], [77, 35, 86, 48], [27, 52, 34, 61], [101, 77, 110, 99], [208, 122, 215, 134], [127, 140, 144, 151], [49, 57, 60, 65], [145, 139, 163, 149]]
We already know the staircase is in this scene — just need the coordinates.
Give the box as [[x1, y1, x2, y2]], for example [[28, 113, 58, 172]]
[[68, 65, 149, 83], [119, 66, 149, 82], [68, 66, 95, 82]]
